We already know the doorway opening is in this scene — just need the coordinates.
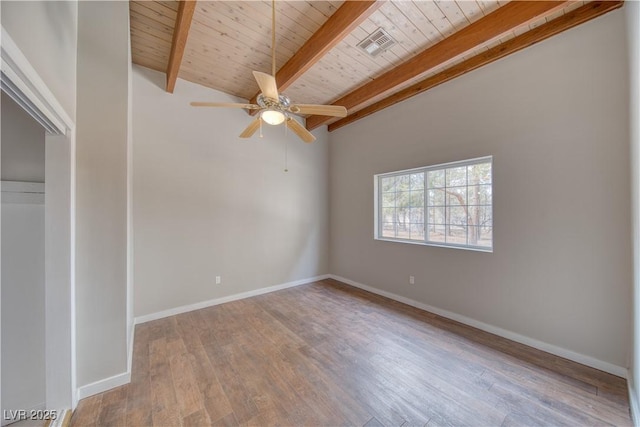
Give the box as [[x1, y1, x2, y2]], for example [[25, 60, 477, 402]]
[[1, 92, 46, 426], [1, 27, 77, 421]]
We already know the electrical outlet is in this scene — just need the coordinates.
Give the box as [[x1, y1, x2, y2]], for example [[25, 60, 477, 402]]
[[215, 276, 221, 285], [409, 275, 415, 285]]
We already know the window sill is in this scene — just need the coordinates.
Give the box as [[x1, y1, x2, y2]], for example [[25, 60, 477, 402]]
[[374, 237, 493, 253]]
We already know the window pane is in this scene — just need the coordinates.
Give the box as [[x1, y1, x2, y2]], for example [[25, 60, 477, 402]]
[[446, 187, 467, 206], [446, 225, 467, 245], [466, 205, 482, 228], [410, 191, 424, 207], [468, 184, 492, 206], [481, 184, 492, 205], [396, 191, 411, 209], [382, 192, 396, 207], [428, 207, 445, 225], [381, 176, 397, 192], [467, 184, 480, 206], [398, 174, 410, 190], [382, 223, 396, 238], [446, 166, 467, 187], [428, 170, 444, 188], [427, 224, 445, 243], [428, 189, 445, 206], [468, 162, 492, 185], [409, 207, 424, 223], [447, 206, 467, 226], [396, 208, 410, 229], [410, 173, 424, 190], [396, 222, 410, 239], [382, 208, 396, 223], [410, 223, 425, 240], [476, 205, 492, 227], [468, 226, 492, 247]]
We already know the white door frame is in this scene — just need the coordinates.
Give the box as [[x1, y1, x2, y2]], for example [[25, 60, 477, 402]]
[[1, 27, 77, 410]]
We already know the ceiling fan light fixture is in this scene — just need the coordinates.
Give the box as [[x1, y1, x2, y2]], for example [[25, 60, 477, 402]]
[[261, 109, 285, 125]]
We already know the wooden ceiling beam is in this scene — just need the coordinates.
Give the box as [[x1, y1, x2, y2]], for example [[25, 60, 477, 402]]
[[166, 0, 196, 93], [306, 1, 569, 131], [248, 0, 382, 115], [327, 1, 624, 132]]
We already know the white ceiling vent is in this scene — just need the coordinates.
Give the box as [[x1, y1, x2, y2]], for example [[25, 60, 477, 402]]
[[357, 28, 396, 57]]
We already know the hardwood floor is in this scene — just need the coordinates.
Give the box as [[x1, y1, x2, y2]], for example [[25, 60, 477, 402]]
[[71, 279, 632, 426]]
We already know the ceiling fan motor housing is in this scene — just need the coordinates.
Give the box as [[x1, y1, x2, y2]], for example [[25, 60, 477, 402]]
[[257, 93, 291, 110]]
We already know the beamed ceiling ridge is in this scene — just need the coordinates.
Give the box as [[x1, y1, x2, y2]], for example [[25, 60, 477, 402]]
[[130, 0, 624, 132]]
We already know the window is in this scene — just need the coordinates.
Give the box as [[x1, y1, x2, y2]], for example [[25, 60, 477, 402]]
[[375, 156, 492, 251]]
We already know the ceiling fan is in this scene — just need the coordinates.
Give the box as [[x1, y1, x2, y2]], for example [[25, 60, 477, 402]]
[[190, 0, 347, 143]]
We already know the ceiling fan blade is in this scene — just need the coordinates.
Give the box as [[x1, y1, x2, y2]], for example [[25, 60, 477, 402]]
[[289, 104, 347, 117], [191, 102, 261, 109], [252, 71, 279, 101], [239, 117, 262, 138], [286, 118, 316, 143]]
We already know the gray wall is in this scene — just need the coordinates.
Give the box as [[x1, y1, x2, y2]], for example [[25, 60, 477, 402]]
[[75, 1, 129, 387], [1, 93, 45, 182], [132, 66, 329, 318], [329, 10, 631, 369], [627, 0, 640, 418]]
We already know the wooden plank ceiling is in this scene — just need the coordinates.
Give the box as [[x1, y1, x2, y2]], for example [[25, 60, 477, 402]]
[[130, 0, 623, 132]]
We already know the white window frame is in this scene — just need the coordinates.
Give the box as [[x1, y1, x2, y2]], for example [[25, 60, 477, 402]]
[[374, 156, 493, 252]]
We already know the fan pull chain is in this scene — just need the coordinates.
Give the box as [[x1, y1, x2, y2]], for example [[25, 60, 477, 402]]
[[283, 119, 289, 172], [259, 117, 263, 138], [284, 135, 289, 172]]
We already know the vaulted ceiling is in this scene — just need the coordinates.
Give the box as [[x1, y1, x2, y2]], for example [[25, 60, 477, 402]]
[[130, 0, 622, 132]]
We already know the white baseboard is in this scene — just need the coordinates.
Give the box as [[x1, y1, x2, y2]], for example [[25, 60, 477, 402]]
[[134, 274, 331, 325], [330, 274, 627, 378], [76, 371, 131, 400], [629, 379, 639, 426], [128, 323, 135, 373]]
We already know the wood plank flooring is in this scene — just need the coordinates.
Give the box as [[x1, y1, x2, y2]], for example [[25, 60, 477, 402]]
[[71, 279, 632, 426]]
